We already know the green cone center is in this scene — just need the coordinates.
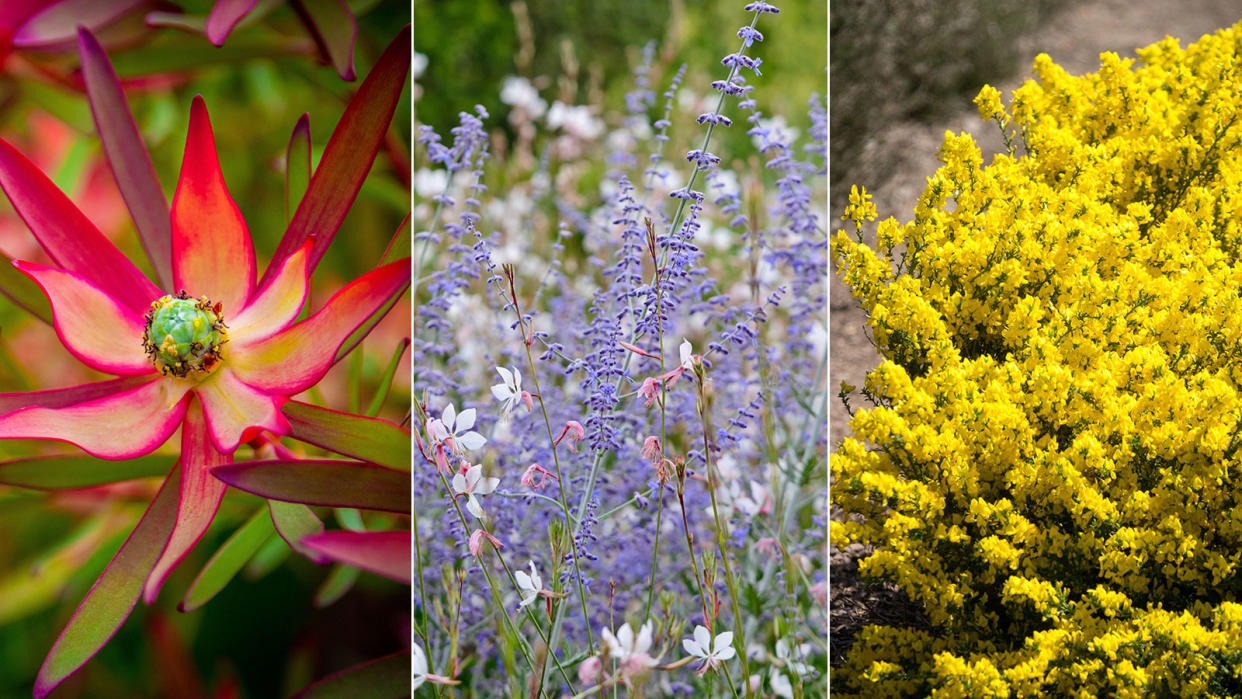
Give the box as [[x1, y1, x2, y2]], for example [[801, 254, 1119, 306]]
[[142, 292, 227, 378]]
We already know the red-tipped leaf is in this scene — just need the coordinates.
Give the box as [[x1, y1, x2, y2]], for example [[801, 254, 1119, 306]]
[[144, 400, 229, 603], [172, 95, 256, 314], [268, 500, 327, 563], [77, 27, 174, 291], [262, 25, 410, 284], [229, 258, 410, 396], [296, 0, 356, 81], [205, 0, 260, 46], [0, 138, 161, 313], [13, 0, 143, 49], [299, 530, 409, 584], [291, 650, 410, 698], [0, 376, 150, 414], [212, 460, 410, 513], [0, 378, 191, 460], [282, 401, 410, 470], [285, 113, 311, 224], [34, 465, 180, 699]]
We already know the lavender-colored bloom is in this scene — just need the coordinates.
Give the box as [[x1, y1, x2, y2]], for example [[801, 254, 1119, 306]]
[[412, 3, 823, 693], [744, 1, 780, 13], [696, 112, 734, 127], [711, 79, 747, 97], [737, 25, 764, 46], [686, 149, 721, 171], [721, 53, 763, 75]]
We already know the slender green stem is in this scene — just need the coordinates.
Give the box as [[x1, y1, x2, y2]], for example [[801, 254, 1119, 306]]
[[676, 486, 711, 624], [504, 268, 596, 658], [645, 240, 669, 621], [411, 497, 430, 652], [697, 371, 750, 696]]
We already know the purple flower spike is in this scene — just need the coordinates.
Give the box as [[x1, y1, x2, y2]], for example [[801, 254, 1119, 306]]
[[744, 1, 781, 13], [696, 112, 733, 127], [737, 26, 764, 45]]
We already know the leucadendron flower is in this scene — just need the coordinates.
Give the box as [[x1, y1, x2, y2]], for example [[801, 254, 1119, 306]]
[[0, 97, 406, 450], [0, 96, 409, 697], [0, 94, 408, 592]]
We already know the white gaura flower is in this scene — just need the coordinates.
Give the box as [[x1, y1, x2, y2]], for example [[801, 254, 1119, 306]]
[[412, 643, 427, 690], [490, 366, 532, 416], [682, 625, 735, 673], [452, 464, 499, 518], [679, 338, 695, 370], [412, 643, 457, 689], [770, 669, 793, 699], [775, 638, 813, 675], [515, 560, 543, 608], [428, 403, 487, 452], [602, 621, 659, 675]]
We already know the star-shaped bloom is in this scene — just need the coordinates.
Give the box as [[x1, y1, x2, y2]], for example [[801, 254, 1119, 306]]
[[682, 625, 736, 673], [775, 638, 812, 675], [490, 365, 533, 416], [0, 25, 413, 699], [452, 464, 500, 518], [514, 560, 543, 608], [603, 621, 659, 673], [0, 97, 410, 607], [427, 403, 487, 453]]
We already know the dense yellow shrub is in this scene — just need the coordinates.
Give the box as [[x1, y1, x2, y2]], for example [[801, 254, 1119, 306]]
[[832, 22, 1242, 697]]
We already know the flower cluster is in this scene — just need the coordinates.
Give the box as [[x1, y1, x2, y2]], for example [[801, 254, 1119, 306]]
[[834, 21, 1242, 696], [413, 1, 826, 696]]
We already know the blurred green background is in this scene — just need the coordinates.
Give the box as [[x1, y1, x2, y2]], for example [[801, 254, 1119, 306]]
[[414, 0, 827, 158]]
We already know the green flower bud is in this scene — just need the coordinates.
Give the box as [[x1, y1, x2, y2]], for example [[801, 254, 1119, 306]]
[[142, 291, 227, 378]]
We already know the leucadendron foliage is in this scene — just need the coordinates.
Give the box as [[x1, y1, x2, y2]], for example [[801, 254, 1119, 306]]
[[832, 24, 1242, 698]]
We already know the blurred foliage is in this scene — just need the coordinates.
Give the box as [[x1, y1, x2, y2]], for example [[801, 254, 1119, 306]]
[[415, 0, 825, 156], [830, 0, 1076, 199]]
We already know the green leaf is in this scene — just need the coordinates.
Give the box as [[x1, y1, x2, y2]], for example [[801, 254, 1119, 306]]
[[78, 27, 174, 291], [213, 460, 410, 514], [244, 534, 290, 580], [0, 453, 175, 489], [365, 337, 409, 417], [283, 401, 411, 471], [313, 564, 359, 608], [179, 505, 276, 612], [297, 0, 357, 80], [34, 466, 179, 699], [285, 113, 312, 226], [268, 500, 325, 562], [291, 650, 409, 698], [378, 213, 410, 267]]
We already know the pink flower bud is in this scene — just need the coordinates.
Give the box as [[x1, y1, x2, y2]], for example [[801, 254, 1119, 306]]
[[638, 377, 661, 407], [558, 420, 586, 451], [642, 436, 662, 463], [468, 529, 504, 557], [577, 656, 604, 685]]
